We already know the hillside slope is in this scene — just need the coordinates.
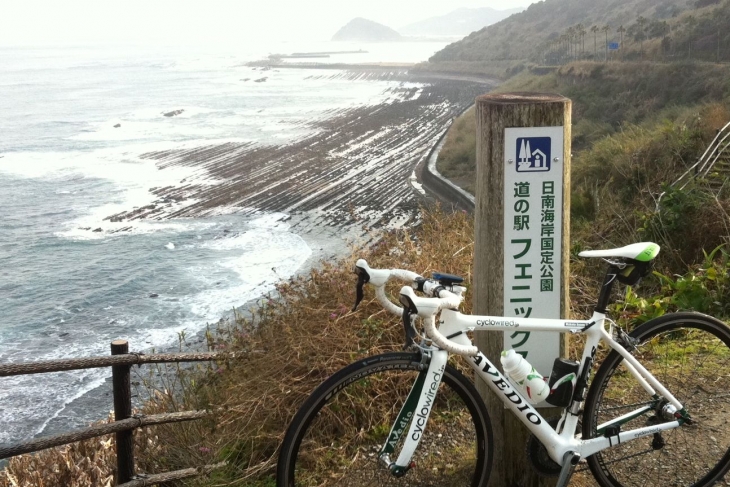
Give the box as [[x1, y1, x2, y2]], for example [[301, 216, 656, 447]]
[[430, 0, 689, 62]]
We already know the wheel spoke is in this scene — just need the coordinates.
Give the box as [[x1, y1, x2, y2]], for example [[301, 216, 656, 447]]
[[583, 314, 730, 487], [277, 352, 492, 486]]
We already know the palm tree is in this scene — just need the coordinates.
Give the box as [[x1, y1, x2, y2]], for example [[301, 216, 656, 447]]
[[578, 24, 587, 58], [617, 25, 626, 59], [591, 25, 599, 58], [567, 26, 576, 60], [601, 25, 610, 61], [636, 16, 647, 57], [560, 33, 569, 62]]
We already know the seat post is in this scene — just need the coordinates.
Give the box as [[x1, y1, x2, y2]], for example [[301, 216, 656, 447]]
[[595, 264, 621, 314]]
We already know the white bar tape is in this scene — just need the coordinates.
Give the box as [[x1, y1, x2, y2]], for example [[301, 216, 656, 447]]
[[399, 287, 478, 356]]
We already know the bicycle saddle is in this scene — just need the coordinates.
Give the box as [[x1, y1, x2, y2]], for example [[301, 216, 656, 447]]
[[578, 242, 660, 262]]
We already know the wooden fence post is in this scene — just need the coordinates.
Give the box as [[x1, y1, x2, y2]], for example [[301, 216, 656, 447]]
[[111, 340, 134, 484], [473, 92, 571, 487]]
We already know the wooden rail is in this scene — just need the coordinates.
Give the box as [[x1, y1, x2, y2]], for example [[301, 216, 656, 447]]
[[0, 350, 234, 377], [0, 339, 231, 485], [117, 462, 226, 487]]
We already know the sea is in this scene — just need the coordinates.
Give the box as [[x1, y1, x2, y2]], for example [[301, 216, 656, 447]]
[[0, 40, 450, 445]]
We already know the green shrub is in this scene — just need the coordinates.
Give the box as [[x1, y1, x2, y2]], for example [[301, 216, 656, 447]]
[[613, 245, 730, 326], [637, 184, 728, 266]]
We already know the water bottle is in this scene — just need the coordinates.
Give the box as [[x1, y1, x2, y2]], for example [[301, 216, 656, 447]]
[[500, 349, 549, 404]]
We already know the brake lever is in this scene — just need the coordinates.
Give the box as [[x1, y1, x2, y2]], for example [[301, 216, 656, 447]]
[[352, 267, 369, 311], [401, 304, 417, 351]]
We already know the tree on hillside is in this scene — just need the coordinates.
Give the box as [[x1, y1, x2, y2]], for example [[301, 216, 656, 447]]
[[655, 3, 683, 18], [601, 25, 610, 61], [686, 15, 697, 58], [591, 25, 599, 58], [657, 21, 671, 58], [695, 0, 720, 7]]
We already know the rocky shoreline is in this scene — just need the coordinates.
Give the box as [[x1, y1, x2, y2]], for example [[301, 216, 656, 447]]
[[103, 69, 495, 236]]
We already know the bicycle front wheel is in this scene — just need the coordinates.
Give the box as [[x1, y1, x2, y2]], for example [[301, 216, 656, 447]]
[[583, 312, 730, 487], [277, 351, 492, 487]]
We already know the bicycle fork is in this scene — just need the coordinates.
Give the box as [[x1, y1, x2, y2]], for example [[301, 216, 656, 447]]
[[378, 350, 448, 477]]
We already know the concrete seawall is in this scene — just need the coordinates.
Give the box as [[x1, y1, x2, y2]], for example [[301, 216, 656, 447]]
[[419, 123, 476, 213]]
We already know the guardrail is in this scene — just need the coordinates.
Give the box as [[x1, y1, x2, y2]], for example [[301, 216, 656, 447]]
[[0, 340, 232, 486], [671, 120, 730, 190]]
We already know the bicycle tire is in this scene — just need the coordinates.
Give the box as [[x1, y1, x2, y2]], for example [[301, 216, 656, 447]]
[[277, 351, 493, 487], [583, 312, 730, 487]]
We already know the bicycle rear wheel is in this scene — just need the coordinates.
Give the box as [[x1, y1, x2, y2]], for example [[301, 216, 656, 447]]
[[583, 312, 730, 487], [277, 351, 492, 487]]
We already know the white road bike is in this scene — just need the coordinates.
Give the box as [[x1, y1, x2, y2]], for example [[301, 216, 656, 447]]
[[277, 242, 730, 487]]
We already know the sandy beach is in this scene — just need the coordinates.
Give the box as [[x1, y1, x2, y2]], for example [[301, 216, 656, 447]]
[[104, 68, 494, 237]]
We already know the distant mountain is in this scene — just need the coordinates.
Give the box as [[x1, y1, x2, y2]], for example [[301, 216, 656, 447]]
[[332, 18, 402, 42], [400, 7, 524, 37]]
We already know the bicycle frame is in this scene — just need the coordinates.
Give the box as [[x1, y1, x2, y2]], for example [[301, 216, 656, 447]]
[[384, 309, 687, 471]]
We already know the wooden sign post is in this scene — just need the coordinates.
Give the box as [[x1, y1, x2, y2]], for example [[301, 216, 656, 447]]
[[473, 93, 571, 487]]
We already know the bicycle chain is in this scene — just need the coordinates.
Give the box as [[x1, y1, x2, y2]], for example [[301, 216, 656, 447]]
[[573, 446, 657, 473], [570, 401, 658, 473]]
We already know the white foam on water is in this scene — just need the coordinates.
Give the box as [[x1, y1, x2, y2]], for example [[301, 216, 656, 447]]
[[186, 218, 311, 323], [135, 323, 194, 348], [0, 146, 198, 185], [129, 106, 222, 120], [0, 148, 224, 239], [167, 56, 246, 72], [70, 120, 222, 142], [0, 41, 446, 444], [33, 370, 110, 437]]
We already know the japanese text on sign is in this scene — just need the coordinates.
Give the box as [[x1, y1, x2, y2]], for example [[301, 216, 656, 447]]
[[503, 127, 563, 377]]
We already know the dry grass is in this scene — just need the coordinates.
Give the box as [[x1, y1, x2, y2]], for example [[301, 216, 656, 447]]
[[0, 208, 482, 486], [0, 411, 168, 487], [160, 207, 607, 486], [0, 207, 645, 486], [173, 207, 483, 485]]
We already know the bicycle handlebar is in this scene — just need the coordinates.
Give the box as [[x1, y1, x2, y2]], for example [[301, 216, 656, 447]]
[[353, 259, 478, 356], [398, 287, 478, 356], [353, 259, 421, 315]]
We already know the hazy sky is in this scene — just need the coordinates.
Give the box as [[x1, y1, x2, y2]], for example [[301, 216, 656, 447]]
[[0, 0, 534, 47]]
